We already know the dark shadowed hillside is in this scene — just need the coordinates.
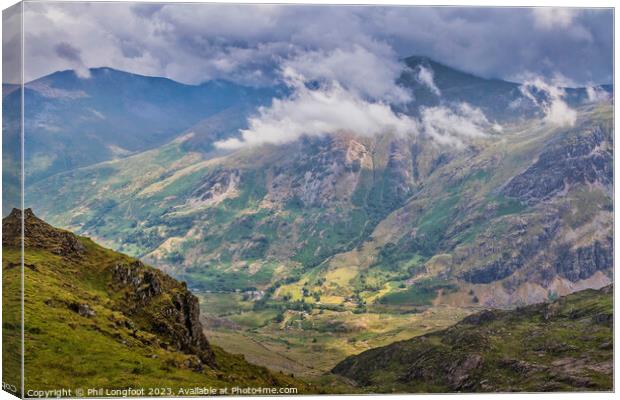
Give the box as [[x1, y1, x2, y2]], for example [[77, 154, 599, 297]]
[[333, 285, 613, 392]]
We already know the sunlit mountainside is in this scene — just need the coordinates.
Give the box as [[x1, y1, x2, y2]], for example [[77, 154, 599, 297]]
[[20, 56, 613, 384]]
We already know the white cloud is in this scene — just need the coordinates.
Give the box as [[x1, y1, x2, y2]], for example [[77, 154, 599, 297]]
[[283, 45, 411, 103], [532, 8, 578, 30], [586, 85, 610, 103], [520, 77, 577, 127], [215, 68, 417, 149], [215, 58, 500, 150], [416, 65, 441, 96], [420, 103, 499, 147], [18, 3, 612, 86]]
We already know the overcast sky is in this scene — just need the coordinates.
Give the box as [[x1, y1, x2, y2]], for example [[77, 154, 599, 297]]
[[12, 3, 613, 87]]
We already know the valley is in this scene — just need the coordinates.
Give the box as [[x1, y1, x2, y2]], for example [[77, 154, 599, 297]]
[[15, 57, 614, 393], [198, 291, 471, 378], [3, 209, 611, 394]]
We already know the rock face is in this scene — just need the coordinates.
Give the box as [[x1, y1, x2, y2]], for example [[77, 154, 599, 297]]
[[3, 208, 85, 257], [457, 213, 562, 284], [553, 237, 613, 282], [332, 285, 613, 392], [111, 261, 216, 366], [109, 260, 217, 368], [187, 168, 240, 207], [502, 125, 612, 205]]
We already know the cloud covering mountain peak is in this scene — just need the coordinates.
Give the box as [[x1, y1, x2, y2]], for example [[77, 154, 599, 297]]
[[14, 3, 612, 86]]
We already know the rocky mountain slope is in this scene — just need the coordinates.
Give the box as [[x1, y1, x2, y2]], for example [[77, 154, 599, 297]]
[[2, 209, 307, 395], [332, 285, 613, 392], [11, 57, 609, 188], [2, 68, 278, 184], [27, 101, 613, 308]]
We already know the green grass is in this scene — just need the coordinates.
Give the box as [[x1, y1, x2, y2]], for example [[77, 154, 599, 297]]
[[378, 279, 458, 306], [2, 222, 311, 395], [334, 285, 613, 393]]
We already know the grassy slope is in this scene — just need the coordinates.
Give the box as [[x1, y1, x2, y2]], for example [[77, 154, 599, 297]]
[[2, 214, 309, 395], [332, 285, 613, 392]]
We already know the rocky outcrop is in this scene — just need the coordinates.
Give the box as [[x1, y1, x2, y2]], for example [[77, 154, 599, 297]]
[[187, 168, 240, 207], [3, 208, 85, 257], [112, 262, 163, 303], [553, 237, 613, 282], [384, 141, 415, 204], [502, 126, 612, 205], [289, 136, 366, 207], [111, 261, 216, 367], [456, 214, 561, 284]]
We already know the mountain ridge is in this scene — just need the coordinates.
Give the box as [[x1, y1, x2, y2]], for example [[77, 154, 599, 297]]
[[2, 66, 278, 187], [2, 209, 310, 395], [5, 55, 612, 192], [29, 57, 615, 90]]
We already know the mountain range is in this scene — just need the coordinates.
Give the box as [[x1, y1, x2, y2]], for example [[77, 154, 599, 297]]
[[2, 67, 280, 185], [5, 55, 614, 390]]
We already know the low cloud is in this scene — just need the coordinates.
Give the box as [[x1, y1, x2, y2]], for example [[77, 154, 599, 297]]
[[520, 77, 577, 127], [54, 42, 90, 78], [416, 65, 441, 96], [216, 53, 500, 150], [420, 103, 500, 147], [283, 45, 411, 103], [586, 85, 610, 103], [215, 67, 417, 150]]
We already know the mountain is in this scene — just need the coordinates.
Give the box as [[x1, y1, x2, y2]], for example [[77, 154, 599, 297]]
[[24, 101, 613, 379], [5, 67, 278, 184], [399, 56, 612, 122], [332, 285, 613, 392], [10, 59, 610, 187], [27, 102, 613, 303], [19, 58, 614, 380], [1, 209, 308, 395]]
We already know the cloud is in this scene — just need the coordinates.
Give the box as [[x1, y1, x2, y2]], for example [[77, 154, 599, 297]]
[[215, 67, 418, 149], [586, 85, 610, 103], [520, 77, 577, 127], [283, 45, 411, 103], [54, 42, 90, 78], [420, 103, 500, 147], [532, 8, 578, 30], [215, 55, 499, 150], [2, 4, 22, 84], [17, 3, 612, 86], [54, 41, 82, 62], [415, 65, 441, 96]]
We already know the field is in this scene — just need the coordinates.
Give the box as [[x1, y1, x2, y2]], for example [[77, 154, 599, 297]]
[[197, 292, 473, 379]]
